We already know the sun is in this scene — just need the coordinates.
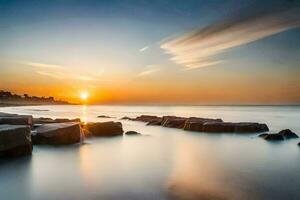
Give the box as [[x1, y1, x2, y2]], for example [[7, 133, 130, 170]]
[[80, 92, 89, 100]]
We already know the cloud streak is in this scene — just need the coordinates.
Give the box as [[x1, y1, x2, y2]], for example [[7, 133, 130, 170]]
[[139, 46, 149, 52], [22, 62, 64, 69], [137, 68, 160, 76], [161, 2, 300, 70]]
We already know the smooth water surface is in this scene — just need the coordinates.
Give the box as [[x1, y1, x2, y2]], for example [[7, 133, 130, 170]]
[[0, 105, 299, 200]]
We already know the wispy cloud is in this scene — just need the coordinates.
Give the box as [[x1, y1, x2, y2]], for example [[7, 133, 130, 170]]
[[36, 70, 97, 81], [22, 62, 64, 69], [139, 46, 149, 52], [137, 65, 160, 76], [161, 3, 300, 70]]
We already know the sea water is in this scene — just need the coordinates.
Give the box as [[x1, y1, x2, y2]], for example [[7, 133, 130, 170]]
[[0, 105, 299, 200]]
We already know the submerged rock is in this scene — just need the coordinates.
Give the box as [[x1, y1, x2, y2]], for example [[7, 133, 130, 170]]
[[0, 125, 32, 157], [33, 117, 80, 124], [278, 129, 298, 139], [97, 115, 112, 118], [258, 133, 269, 138], [84, 121, 123, 137], [120, 116, 135, 120], [263, 134, 284, 141], [0, 115, 33, 126], [125, 131, 141, 135], [32, 122, 81, 145]]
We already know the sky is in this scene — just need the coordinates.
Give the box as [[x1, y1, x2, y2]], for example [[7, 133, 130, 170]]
[[0, 0, 300, 105]]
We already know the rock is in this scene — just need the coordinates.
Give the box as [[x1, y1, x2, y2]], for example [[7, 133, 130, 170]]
[[125, 131, 141, 135], [135, 115, 162, 122], [0, 116, 33, 126], [183, 117, 223, 131], [33, 117, 80, 124], [83, 121, 123, 137], [0, 125, 32, 157], [298, 142, 300, 146], [97, 115, 112, 118], [120, 116, 135, 120], [278, 129, 298, 139], [263, 134, 284, 141], [234, 122, 269, 133], [32, 122, 82, 145], [161, 116, 187, 129], [201, 122, 269, 133], [146, 119, 162, 126]]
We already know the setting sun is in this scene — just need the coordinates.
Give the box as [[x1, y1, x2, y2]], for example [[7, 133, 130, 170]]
[[80, 92, 89, 100]]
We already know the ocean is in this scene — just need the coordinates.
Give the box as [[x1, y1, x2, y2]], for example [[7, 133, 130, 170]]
[[0, 105, 299, 200]]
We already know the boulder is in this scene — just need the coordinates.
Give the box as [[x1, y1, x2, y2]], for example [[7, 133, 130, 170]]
[[183, 117, 223, 131], [0, 116, 33, 126], [83, 121, 123, 137], [125, 131, 141, 135], [135, 115, 162, 122], [278, 129, 298, 139], [33, 117, 80, 124], [32, 122, 82, 145], [262, 134, 284, 141], [201, 122, 269, 133], [258, 133, 269, 138], [120, 116, 135, 120], [146, 119, 162, 126], [0, 125, 32, 157], [161, 116, 187, 129]]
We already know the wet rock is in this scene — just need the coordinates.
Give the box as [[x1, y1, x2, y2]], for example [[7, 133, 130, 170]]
[[161, 116, 187, 129], [33, 117, 80, 124], [84, 121, 123, 137], [263, 134, 284, 141], [298, 142, 300, 146], [0, 125, 32, 157], [32, 122, 81, 145], [146, 119, 162, 126], [0, 115, 33, 126], [183, 117, 223, 131], [120, 116, 135, 120], [201, 122, 269, 133], [97, 115, 112, 118], [125, 131, 141, 135], [278, 129, 298, 139], [135, 115, 162, 122]]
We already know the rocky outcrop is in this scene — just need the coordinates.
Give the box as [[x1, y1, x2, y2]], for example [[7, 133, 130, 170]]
[[262, 134, 284, 141], [33, 117, 80, 124], [0, 125, 32, 157], [278, 129, 298, 139], [183, 117, 223, 131], [135, 115, 162, 122], [125, 131, 141, 135], [32, 122, 82, 145], [146, 119, 162, 126], [0, 115, 33, 126], [160, 116, 187, 128], [83, 121, 123, 137]]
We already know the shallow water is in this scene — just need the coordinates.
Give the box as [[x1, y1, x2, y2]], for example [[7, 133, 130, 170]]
[[0, 105, 299, 200]]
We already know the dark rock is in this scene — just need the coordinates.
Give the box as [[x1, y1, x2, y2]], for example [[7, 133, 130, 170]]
[[161, 116, 187, 129], [0, 125, 32, 157], [278, 129, 298, 139], [263, 134, 284, 141], [33, 117, 80, 124], [125, 131, 141, 135], [146, 119, 162, 126], [0, 116, 33, 126], [234, 122, 269, 133], [202, 122, 236, 133], [298, 142, 300, 146], [97, 115, 112, 118], [120, 116, 135, 120], [183, 117, 223, 131], [32, 122, 81, 145], [135, 115, 162, 122], [83, 121, 123, 137]]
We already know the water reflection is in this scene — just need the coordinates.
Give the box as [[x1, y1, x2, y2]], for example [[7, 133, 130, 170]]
[[81, 105, 88, 124]]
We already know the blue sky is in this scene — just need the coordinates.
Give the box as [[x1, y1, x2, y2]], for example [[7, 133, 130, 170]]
[[0, 0, 300, 104]]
